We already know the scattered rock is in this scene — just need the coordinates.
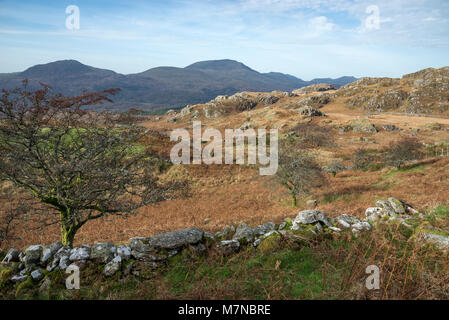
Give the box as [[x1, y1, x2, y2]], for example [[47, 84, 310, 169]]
[[104, 256, 122, 277], [116, 245, 131, 261], [41, 242, 63, 265], [334, 214, 361, 228], [30, 269, 44, 281], [91, 242, 116, 264], [382, 124, 399, 131], [253, 222, 276, 237], [348, 119, 377, 133], [292, 210, 332, 228], [257, 95, 279, 105], [351, 222, 372, 233], [293, 83, 336, 95], [296, 106, 326, 117], [420, 232, 449, 250], [217, 240, 240, 255], [131, 228, 204, 261], [39, 277, 51, 295], [2, 248, 20, 263], [257, 231, 282, 253], [69, 245, 91, 262], [232, 223, 256, 243], [47, 246, 71, 271], [10, 275, 28, 283], [23, 245, 43, 267]]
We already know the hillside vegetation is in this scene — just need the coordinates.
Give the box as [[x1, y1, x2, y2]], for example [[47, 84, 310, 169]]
[[1, 65, 449, 300]]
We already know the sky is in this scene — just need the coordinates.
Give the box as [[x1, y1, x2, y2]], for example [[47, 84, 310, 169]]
[[0, 0, 448, 80]]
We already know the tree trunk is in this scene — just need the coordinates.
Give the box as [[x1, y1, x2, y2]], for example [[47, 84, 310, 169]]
[[61, 225, 77, 247], [291, 194, 297, 208], [60, 209, 79, 247]]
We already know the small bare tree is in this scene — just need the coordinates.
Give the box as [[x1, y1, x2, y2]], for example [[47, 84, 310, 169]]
[[385, 136, 424, 169], [276, 141, 327, 208], [291, 122, 334, 148], [0, 81, 184, 247]]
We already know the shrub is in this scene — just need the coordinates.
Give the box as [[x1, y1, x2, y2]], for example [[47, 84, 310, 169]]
[[290, 122, 334, 148], [276, 141, 327, 207], [384, 137, 424, 169]]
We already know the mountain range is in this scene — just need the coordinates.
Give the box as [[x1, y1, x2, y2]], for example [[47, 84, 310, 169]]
[[0, 59, 357, 111]]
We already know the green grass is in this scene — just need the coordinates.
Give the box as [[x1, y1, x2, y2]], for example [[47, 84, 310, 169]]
[[382, 164, 427, 179], [433, 205, 449, 217], [321, 193, 360, 204]]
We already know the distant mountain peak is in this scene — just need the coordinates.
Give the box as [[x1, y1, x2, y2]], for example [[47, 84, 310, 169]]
[[185, 59, 255, 72], [22, 59, 93, 77], [0, 58, 359, 111]]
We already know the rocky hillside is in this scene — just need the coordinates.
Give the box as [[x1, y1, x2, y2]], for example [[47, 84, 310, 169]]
[[336, 66, 449, 115], [162, 66, 449, 130]]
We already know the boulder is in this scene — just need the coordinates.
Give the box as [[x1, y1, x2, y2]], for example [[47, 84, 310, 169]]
[[232, 223, 256, 243], [257, 95, 279, 105], [292, 210, 332, 228], [293, 84, 336, 95], [47, 246, 71, 272], [382, 124, 399, 131], [334, 214, 361, 228], [365, 207, 383, 221], [257, 231, 282, 253], [296, 106, 326, 117], [116, 245, 131, 261], [10, 275, 28, 283], [419, 232, 449, 250], [69, 245, 91, 262], [147, 228, 204, 249], [351, 222, 372, 233], [58, 256, 70, 270], [349, 119, 377, 133], [131, 228, 204, 261], [253, 222, 276, 237], [104, 256, 122, 277], [30, 269, 44, 281], [90, 242, 116, 263], [2, 248, 20, 263], [41, 242, 63, 264], [216, 240, 240, 255], [23, 245, 43, 267]]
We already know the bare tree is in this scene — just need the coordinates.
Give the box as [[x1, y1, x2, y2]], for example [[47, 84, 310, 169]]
[[276, 141, 327, 208], [291, 122, 334, 148], [0, 81, 184, 247], [385, 136, 424, 169]]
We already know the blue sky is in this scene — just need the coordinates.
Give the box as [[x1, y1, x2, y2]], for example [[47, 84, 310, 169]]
[[0, 0, 448, 79]]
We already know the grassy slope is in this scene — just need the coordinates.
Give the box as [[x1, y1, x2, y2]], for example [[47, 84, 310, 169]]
[[1, 205, 448, 300]]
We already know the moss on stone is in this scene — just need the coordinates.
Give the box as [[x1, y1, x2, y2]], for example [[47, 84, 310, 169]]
[[15, 277, 35, 298], [0, 267, 12, 289], [258, 233, 282, 254]]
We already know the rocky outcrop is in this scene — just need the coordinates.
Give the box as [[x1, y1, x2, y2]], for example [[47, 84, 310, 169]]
[[365, 197, 417, 222], [336, 67, 449, 115], [296, 106, 326, 117], [347, 119, 377, 133], [293, 83, 336, 95]]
